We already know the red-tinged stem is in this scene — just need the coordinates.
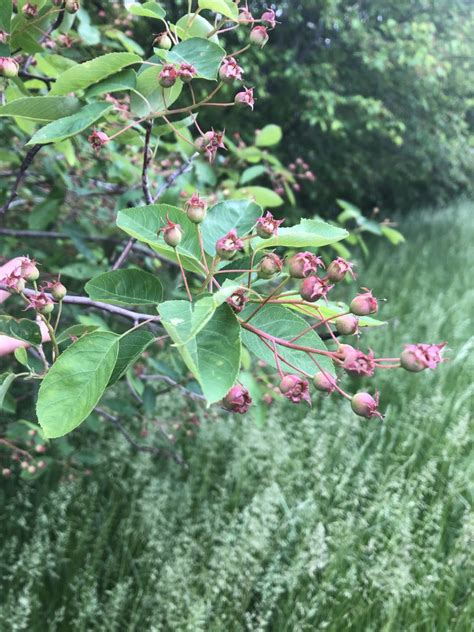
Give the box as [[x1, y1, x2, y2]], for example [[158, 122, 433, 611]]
[[374, 363, 401, 369], [261, 337, 312, 379], [175, 249, 193, 303], [315, 306, 340, 345], [289, 310, 351, 343], [240, 320, 337, 359], [309, 356, 352, 401], [196, 225, 210, 274], [108, 117, 147, 141], [228, 44, 251, 58], [269, 340, 284, 377], [243, 276, 290, 323], [214, 268, 258, 275]]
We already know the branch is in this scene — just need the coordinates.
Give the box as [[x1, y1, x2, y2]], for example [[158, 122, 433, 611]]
[[141, 374, 207, 402], [0, 145, 44, 216], [153, 151, 199, 201], [0, 284, 160, 323], [96, 407, 186, 466]]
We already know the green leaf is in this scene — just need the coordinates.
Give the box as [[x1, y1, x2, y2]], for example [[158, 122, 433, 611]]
[[234, 186, 283, 208], [241, 304, 335, 377], [57, 324, 100, 345], [86, 68, 136, 97], [175, 13, 220, 43], [50, 52, 142, 95], [0, 315, 42, 345], [59, 262, 107, 280], [253, 218, 348, 252], [85, 269, 163, 306], [117, 204, 205, 274], [159, 302, 241, 404], [0, 1, 12, 31], [240, 165, 267, 184], [108, 330, 155, 385], [26, 102, 113, 146], [198, 0, 239, 20], [0, 96, 82, 122], [0, 373, 17, 411], [128, 1, 165, 19], [14, 347, 29, 368], [255, 124, 283, 147], [201, 199, 262, 256], [130, 65, 183, 116], [336, 199, 362, 224], [381, 225, 405, 245], [36, 332, 120, 439], [168, 37, 225, 80]]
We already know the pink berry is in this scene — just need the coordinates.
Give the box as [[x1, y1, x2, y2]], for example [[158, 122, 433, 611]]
[[351, 392, 383, 420], [257, 253, 283, 279], [0, 57, 19, 78], [250, 25, 269, 48], [335, 314, 359, 336], [223, 385, 252, 414], [350, 289, 378, 316], [279, 374, 311, 405], [313, 371, 337, 394]]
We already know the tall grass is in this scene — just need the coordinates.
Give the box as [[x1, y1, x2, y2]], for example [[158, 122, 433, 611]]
[[1, 200, 473, 631]]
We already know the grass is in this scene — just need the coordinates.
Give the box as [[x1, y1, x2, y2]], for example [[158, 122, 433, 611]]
[[0, 200, 473, 631]]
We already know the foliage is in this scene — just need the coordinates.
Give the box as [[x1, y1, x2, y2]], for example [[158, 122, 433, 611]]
[[0, 0, 446, 472], [0, 201, 472, 630]]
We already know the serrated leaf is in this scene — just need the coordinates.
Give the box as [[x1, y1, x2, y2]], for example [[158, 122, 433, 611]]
[[200, 199, 262, 256], [159, 302, 241, 404], [108, 329, 155, 385], [255, 124, 282, 147], [241, 304, 335, 377], [116, 204, 205, 274], [26, 102, 113, 145], [253, 218, 348, 252], [36, 332, 119, 438], [50, 52, 142, 95], [168, 37, 225, 80], [198, 0, 239, 20], [57, 324, 100, 344], [0, 96, 81, 122], [0, 315, 42, 345], [128, 1, 166, 19], [85, 269, 163, 306]]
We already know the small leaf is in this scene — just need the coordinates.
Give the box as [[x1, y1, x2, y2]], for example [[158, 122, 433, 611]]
[[14, 347, 29, 367], [200, 199, 262, 256], [0, 315, 42, 345], [57, 324, 100, 344], [159, 302, 241, 404], [128, 1, 166, 19], [381, 225, 405, 245], [36, 332, 120, 439], [0, 96, 82, 122], [85, 269, 163, 306], [241, 305, 335, 377], [253, 218, 348, 252], [198, 0, 239, 20], [234, 186, 283, 208], [51, 52, 142, 95], [26, 102, 113, 145], [168, 37, 225, 80], [240, 165, 267, 184], [108, 329, 155, 385], [255, 124, 283, 147]]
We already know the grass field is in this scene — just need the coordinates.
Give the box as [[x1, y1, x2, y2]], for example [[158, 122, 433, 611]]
[[1, 200, 473, 631]]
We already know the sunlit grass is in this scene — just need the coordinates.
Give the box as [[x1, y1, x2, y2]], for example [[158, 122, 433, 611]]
[[0, 200, 472, 631]]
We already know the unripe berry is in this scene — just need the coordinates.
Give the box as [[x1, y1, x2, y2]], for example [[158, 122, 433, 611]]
[[335, 314, 359, 336], [400, 348, 425, 372], [300, 276, 332, 302], [50, 281, 67, 300], [350, 289, 378, 316], [14, 277, 26, 293], [22, 3, 39, 19], [35, 444, 46, 454], [351, 392, 383, 420], [20, 259, 39, 281], [154, 32, 172, 50], [256, 211, 283, 239], [288, 252, 323, 278], [27, 464, 37, 474], [313, 371, 336, 394], [194, 131, 214, 153], [279, 374, 311, 405], [65, 0, 80, 14], [161, 221, 183, 248], [37, 460, 47, 469], [257, 253, 283, 279], [234, 87, 254, 110], [327, 257, 355, 283], [0, 57, 19, 78], [261, 9, 276, 28], [159, 63, 178, 87], [215, 229, 243, 259], [39, 300, 54, 315], [250, 25, 269, 48], [2, 468, 11, 477], [185, 192, 207, 223], [222, 385, 252, 414]]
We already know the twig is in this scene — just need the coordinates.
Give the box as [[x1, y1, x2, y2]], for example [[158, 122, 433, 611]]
[[153, 151, 199, 201], [141, 374, 207, 402], [0, 145, 44, 216], [0, 284, 161, 323], [96, 407, 186, 466]]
